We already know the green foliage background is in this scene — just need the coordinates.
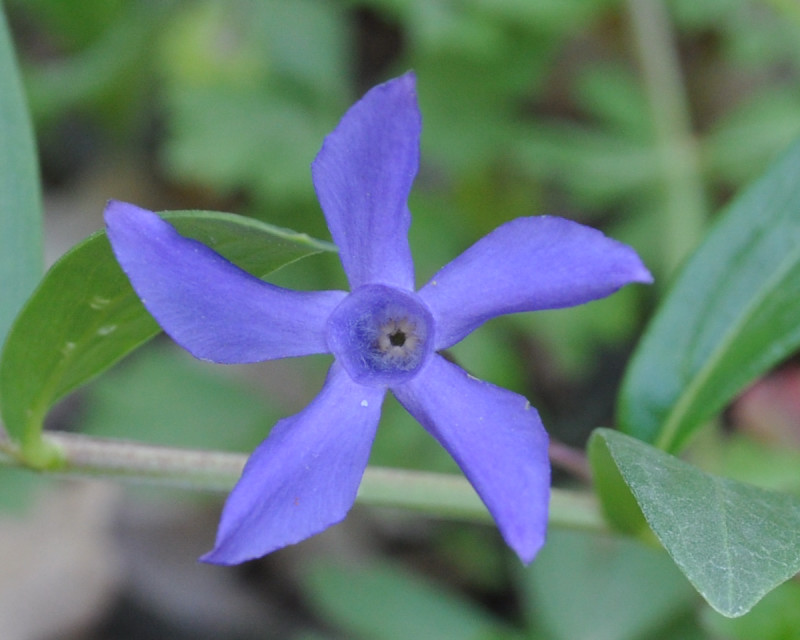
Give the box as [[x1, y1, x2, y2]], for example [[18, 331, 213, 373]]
[[5, 0, 800, 637]]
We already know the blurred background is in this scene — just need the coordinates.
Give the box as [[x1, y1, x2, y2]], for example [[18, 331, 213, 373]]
[[3, 0, 800, 637]]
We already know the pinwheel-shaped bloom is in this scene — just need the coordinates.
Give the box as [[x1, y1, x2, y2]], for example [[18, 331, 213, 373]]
[[105, 72, 652, 565]]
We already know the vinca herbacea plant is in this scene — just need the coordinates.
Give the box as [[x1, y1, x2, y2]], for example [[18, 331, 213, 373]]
[[10, 5, 800, 629], [105, 72, 651, 564]]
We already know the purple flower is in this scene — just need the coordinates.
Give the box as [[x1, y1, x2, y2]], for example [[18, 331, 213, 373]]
[[105, 72, 652, 565]]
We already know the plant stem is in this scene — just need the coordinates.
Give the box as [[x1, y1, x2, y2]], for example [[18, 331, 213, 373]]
[[627, 0, 707, 274], [0, 429, 605, 532], [549, 439, 591, 482]]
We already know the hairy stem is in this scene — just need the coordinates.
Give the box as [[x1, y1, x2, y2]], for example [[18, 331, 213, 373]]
[[549, 439, 592, 482], [0, 429, 605, 531]]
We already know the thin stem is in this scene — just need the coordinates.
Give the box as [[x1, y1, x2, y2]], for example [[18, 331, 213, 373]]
[[0, 429, 606, 532], [627, 0, 707, 274], [549, 439, 592, 482]]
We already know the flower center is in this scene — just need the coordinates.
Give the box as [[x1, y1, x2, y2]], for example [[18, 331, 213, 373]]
[[326, 284, 434, 386]]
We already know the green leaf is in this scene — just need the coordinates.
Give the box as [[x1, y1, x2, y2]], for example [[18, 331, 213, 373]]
[[521, 529, 697, 640], [592, 428, 800, 617], [618, 137, 800, 452], [0, 210, 334, 465], [588, 428, 649, 536], [0, 6, 43, 343]]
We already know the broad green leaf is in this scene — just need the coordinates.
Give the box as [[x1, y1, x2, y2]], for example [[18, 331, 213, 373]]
[[592, 428, 800, 617], [0, 6, 43, 342], [0, 210, 334, 465], [618, 137, 800, 452], [588, 428, 649, 536], [522, 529, 697, 640]]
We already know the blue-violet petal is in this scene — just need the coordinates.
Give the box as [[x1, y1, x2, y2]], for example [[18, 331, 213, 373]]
[[394, 355, 550, 564], [201, 363, 386, 565], [419, 216, 654, 349], [105, 200, 347, 364], [311, 72, 418, 291]]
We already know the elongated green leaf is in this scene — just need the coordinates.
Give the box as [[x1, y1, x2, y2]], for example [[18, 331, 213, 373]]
[[619, 137, 800, 452], [0, 210, 334, 465], [0, 6, 43, 342], [591, 428, 800, 617]]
